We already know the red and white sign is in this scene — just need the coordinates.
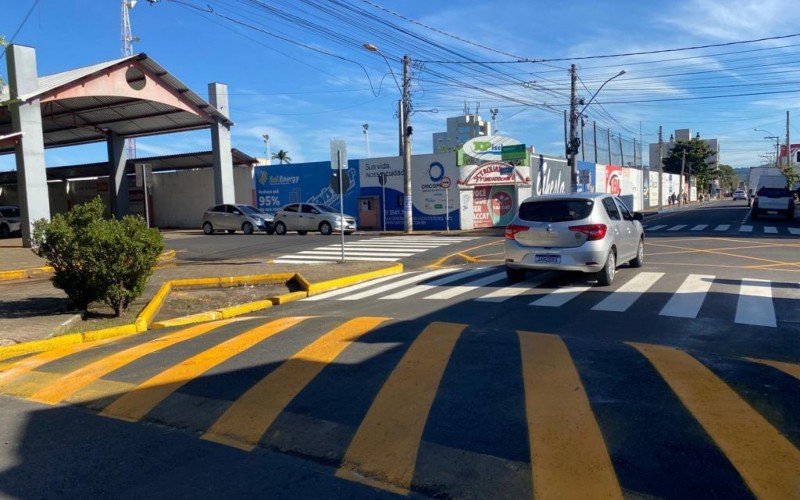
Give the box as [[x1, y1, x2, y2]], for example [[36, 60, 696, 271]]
[[440, 176, 451, 189], [472, 186, 494, 228], [605, 164, 622, 195], [459, 162, 530, 186]]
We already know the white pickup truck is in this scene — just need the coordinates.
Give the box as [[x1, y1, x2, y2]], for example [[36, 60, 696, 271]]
[[750, 175, 795, 220]]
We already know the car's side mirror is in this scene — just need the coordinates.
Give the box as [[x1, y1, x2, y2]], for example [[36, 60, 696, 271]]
[[633, 212, 644, 222]]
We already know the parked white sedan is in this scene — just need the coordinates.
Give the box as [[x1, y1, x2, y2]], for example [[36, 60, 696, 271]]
[[273, 203, 357, 235]]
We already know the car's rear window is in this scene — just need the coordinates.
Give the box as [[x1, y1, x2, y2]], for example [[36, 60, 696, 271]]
[[0, 208, 20, 217], [757, 187, 791, 197], [518, 199, 594, 222]]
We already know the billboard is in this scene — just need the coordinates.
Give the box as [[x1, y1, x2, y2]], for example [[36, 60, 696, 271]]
[[605, 164, 623, 195], [532, 155, 569, 195], [472, 185, 516, 228], [359, 152, 460, 230], [254, 161, 360, 217]]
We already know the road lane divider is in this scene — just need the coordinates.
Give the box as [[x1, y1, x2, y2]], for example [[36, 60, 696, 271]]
[[202, 316, 390, 451], [630, 342, 800, 498], [100, 316, 311, 422], [28, 320, 238, 405], [518, 331, 621, 499], [336, 321, 466, 493], [744, 357, 800, 383]]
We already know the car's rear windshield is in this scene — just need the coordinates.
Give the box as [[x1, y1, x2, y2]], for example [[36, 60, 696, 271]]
[[757, 187, 790, 197], [518, 199, 594, 222]]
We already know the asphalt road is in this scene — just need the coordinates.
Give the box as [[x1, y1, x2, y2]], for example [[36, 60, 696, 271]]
[[1, 200, 799, 498]]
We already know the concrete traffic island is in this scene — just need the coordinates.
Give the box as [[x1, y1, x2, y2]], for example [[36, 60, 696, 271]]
[[0, 262, 402, 361]]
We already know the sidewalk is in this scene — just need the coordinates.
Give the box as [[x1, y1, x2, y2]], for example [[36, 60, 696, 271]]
[[0, 238, 47, 272], [0, 258, 393, 346]]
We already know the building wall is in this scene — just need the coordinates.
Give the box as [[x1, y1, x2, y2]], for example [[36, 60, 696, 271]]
[[433, 114, 491, 153]]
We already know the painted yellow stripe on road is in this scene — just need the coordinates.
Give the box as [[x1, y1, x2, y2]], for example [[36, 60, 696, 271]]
[[202, 316, 389, 451], [100, 316, 310, 422], [631, 343, 800, 498], [0, 336, 121, 390], [518, 332, 621, 500], [29, 320, 235, 405], [745, 357, 800, 383], [336, 321, 465, 492]]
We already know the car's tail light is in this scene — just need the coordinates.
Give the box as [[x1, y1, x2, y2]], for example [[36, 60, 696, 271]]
[[568, 223, 607, 241], [505, 224, 529, 239]]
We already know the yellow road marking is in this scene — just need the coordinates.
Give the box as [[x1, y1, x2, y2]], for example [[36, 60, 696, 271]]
[[631, 343, 800, 498], [427, 240, 502, 268], [29, 320, 235, 405], [0, 336, 123, 390], [202, 316, 389, 451], [100, 316, 310, 422], [745, 357, 800, 383], [336, 321, 465, 492], [518, 332, 621, 500], [649, 261, 800, 273], [645, 241, 800, 268]]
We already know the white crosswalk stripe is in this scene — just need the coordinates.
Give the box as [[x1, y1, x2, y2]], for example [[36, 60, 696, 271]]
[[714, 224, 730, 231], [764, 226, 778, 234], [425, 271, 508, 300], [647, 225, 667, 231], [790, 228, 800, 236], [476, 273, 555, 303], [339, 269, 455, 300], [530, 285, 591, 307], [381, 268, 489, 300], [592, 272, 664, 312], [667, 225, 687, 231], [690, 224, 708, 231], [659, 274, 714, 318], [739, 225, 753, 233], [274, 236, 476, 264], [735, 279, 776, 327], [304, 274, 418, 301]]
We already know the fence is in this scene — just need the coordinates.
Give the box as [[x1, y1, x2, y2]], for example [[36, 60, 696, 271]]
[[579, 120, 642, 167]]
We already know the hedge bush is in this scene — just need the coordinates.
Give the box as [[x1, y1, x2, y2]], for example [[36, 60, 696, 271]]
[[33, 197, 164, 316]]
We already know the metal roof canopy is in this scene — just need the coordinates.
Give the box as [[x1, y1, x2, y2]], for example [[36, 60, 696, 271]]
[[0, 53, 233, 154], [0, 149, 257, 186]]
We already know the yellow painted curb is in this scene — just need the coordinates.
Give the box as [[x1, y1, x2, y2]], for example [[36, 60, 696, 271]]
[[0, 264, 403, 362], [305, 263, 404, 296]]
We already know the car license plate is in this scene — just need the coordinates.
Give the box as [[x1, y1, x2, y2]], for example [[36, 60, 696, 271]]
[[768, 210, 777, 214], [535, 254, 561, 264]]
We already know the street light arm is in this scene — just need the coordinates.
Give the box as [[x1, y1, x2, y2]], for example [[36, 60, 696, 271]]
[[579, 70, 625, 116], [364, 43, 402, 94]]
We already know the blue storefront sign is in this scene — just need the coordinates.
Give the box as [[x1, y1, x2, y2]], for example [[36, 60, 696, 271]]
[[254, 161, 360, 219]]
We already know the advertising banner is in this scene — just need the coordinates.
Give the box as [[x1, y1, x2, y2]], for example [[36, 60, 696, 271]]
[[359, 152, 460, 230], [254, 161, 359, 217], [458, 162, 530, 186], [472, 185, 516, 228], [460, 135, 524, 165], [648, 171, 660, 207], [532, 155, 569, 195], [605, 164, 623, 195]]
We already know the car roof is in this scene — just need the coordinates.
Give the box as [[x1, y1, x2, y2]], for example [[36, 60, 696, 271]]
[[520, 192, 610, 203]]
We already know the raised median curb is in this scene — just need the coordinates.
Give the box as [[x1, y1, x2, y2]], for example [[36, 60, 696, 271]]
[[0, 250, 177, 283], [0, 263, 403, 361]]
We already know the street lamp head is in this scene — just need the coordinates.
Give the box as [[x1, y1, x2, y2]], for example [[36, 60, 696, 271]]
[[617, 70, 627, 76], [363, 43, 379, 53]]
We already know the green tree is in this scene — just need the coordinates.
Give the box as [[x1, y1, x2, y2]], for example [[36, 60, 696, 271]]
[[32, 198, 164, 316], [271, 149, 292, 164], [717, 164, 739, 192], [662, 138, 719, 193]]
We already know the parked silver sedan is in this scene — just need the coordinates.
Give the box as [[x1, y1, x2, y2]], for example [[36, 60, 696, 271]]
[[273, 203, 357, 235], [504, 193, 645, 286], [202, 204, 274, 235]]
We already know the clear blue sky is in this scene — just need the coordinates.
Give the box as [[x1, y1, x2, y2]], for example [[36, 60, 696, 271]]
[[2, 0, 799, 171]]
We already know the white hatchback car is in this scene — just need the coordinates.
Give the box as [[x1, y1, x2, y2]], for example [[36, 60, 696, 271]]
[[505, 193, 645, 286], [0, 206, 21, 238]]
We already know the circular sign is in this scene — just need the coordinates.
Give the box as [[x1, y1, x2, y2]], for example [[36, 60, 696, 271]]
[[440, 176, 451, 189], [428, 162, 445, 182]]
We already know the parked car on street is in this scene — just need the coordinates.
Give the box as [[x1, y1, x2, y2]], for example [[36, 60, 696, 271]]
[[732, 189, 747, 201], [504, 193, 645, 286], [0, 206, 21, 238], [273, 203, 357, 235], [750, 187, 795, 220], [202, 204, 274, 234]]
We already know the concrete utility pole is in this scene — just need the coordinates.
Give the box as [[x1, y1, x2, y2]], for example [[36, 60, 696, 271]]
[[786, 110, 791, 173], [568, 64, 579, 192], [402, 54, 413, 233], [607, 129, 612, 164], [593, 121, 598, 163], [581, 117, 586, 161], [658, 125, 664, 210], [619, 134, 624, 166], [490, 108, 499, 135], [680, 148, 686, 205], [122, 0, 137, 159]]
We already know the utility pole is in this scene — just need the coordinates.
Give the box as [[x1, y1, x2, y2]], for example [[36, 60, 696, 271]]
[[593, 121, 598, 163], [563, 111, 568, 159], [581, 117, 586, 161], [362, 123, 371, 158], [607, 129, 612, 164], [402, 54, 413, 233], [680, 148, 686, 205], [568, 64, 579, 192], [262, 133, 270, 164], [786, 110, 791, 173], [658, 126, 664, 210], [490, 108, 499, 135], [619, 134, 624, 166]]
